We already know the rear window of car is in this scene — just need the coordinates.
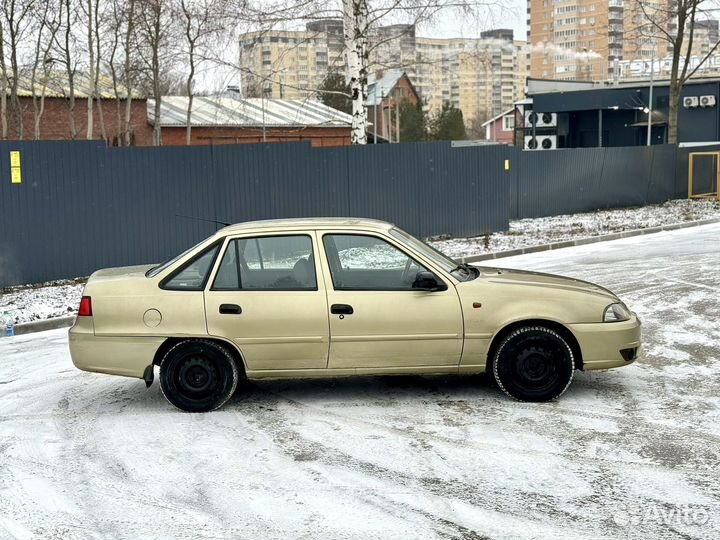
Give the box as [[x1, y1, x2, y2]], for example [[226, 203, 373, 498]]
[[161, 243, 221, 290]]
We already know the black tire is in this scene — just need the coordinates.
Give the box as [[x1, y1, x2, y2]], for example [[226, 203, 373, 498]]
[[492, 326, 574, 402], [159, 340, 239, 412]]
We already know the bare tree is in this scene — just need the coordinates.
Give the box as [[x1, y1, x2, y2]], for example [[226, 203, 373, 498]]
[[92, 0, 107, 140], [29, 0, 60, 139], [178, 0, 230, 145], [84, 0, 95, 139], [3, 0, 35, 138], [53, 0, 80, 139], [136, 0, 180, 146], [632, 0, 720, 143], [123, 0, 137, 145]]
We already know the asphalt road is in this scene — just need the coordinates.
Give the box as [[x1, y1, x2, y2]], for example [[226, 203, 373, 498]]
[[1, 224, 719, 539]]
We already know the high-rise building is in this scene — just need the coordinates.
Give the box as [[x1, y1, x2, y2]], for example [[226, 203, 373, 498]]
[[367, 25, 527, 123], [238, 21, 345, 99], [528, 0, 720, 82], [239, 22, 528, 127]]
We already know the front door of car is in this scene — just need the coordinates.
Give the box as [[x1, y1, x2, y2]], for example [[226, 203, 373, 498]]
[[320, 232, 463, 369], [204, 233, 329, 372]]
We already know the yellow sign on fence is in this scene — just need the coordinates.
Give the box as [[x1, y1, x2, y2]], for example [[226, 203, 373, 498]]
[[10, 150, 21, 184]]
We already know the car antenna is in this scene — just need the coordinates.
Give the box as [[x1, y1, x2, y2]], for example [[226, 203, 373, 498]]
[[175, 214, 231, 228]]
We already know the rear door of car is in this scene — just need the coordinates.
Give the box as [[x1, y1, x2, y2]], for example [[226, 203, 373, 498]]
[[204, 232, 330, 372], [319, 230, 463, 370]]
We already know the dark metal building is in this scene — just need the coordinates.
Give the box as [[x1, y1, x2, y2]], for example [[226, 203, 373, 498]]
[[525, 78, 720, 148]]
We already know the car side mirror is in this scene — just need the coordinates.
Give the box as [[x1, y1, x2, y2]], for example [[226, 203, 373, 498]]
[[412, 271, 447, 292]]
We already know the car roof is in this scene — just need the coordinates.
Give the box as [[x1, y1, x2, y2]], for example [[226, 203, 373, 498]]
[[217, 217, 395, 235]]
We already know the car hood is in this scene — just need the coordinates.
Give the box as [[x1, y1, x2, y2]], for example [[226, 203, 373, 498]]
[[474, 266, 618, 300]]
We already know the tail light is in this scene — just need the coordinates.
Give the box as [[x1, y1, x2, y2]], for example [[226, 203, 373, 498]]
[[78, 296, 93, 317]]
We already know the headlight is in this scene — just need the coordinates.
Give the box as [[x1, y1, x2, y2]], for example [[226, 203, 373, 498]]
[[603, 303, 631, 322]]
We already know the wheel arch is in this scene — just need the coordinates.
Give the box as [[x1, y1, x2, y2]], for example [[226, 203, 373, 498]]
[[485, 319, 583, 371], [152, 336, 248, 376]]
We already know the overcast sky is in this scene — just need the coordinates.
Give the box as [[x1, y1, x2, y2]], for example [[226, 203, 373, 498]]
[[416, 0, 527, 41]]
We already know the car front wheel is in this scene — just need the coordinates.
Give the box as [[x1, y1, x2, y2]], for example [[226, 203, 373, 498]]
[[492, 326, 574, 402], [159, 340, 239, 412]]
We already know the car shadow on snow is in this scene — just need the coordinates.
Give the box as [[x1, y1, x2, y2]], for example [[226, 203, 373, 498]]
[[102, 369, 633, 413]]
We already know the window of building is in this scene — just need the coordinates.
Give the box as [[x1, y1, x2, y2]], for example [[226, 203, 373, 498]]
[[502, 115, 515, 131]]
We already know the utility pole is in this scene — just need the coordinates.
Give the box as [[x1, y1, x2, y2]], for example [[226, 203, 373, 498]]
[[647, 40, 656, 146], [395, 99, 400, 143]]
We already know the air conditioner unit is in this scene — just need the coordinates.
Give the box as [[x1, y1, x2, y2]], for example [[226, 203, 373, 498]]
[[537, 135, 557, 150], [700, 95, 716, 107], [525, 135, 557, 150], [536, 112, 557, 127], [683, 96, 699, 108], [524, 111, 558, 128]]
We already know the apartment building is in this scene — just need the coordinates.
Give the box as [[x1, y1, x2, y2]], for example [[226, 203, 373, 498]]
[[528, 0, 720, 82], [239, 22, 527, 128], [369, 25, 528, 125], [238, 20, 345, 99]]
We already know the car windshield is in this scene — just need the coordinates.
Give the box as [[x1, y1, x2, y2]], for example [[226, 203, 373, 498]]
[[389, 227, 479, 282], [145, 236, 212, 278]]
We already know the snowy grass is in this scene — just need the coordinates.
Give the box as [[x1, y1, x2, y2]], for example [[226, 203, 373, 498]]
[[1, 198, 719, 325], [430, 198, 720, 259]]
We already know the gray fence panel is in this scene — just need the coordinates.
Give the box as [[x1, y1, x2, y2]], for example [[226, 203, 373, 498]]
[[517, 145, 680, 219], [0, 141, 700, 288], [211, 142, 350, 224], [518, 147, 607, 218], [647, 144, 680, 202], [346, 142, 511, 238]]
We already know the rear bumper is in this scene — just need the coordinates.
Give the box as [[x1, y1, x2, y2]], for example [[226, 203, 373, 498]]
[[569, 315, 642, 371], [69, 318, 162, 379]]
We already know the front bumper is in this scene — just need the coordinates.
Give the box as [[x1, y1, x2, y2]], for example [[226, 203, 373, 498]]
[[69, 317, 162, 379], [568, 314, 642, 371]]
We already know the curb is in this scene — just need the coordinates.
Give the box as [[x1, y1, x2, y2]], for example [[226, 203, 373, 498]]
[[462, 216, 720, 264], [13, 316, 75, 336]]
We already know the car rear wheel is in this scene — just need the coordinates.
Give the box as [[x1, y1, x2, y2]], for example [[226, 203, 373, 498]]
[[159, 340, 239, 412], [492, 326, 574, 402]]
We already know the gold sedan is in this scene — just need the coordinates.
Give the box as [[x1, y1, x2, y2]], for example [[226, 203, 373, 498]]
[[69, 218, 642, 412]]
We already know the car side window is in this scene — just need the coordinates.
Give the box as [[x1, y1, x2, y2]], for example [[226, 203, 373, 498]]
[[162, 244, 220, 290], [323, 234, 429, 290], [213, 235, 317, 290]]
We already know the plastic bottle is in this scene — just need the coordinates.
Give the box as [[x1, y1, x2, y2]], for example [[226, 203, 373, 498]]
[[2, 310, 14, 337]]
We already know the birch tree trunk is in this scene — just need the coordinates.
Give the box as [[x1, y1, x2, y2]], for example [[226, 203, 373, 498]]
[[123, 0, 135, 145], [343, 0, 368, 145], [94, 0, 106, 141], [0, 23, 8, 139], [63, 0, 77, 139], [86, 0, 95, 139]]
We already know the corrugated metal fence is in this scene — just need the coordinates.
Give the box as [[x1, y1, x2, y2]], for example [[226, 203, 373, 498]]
[[0, 141, 694, 287]]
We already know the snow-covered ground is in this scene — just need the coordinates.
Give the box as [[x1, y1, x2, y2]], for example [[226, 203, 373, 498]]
[[432, 198, 720, 259], [1, 198, 719, 325], [1, 223, 719, 539]]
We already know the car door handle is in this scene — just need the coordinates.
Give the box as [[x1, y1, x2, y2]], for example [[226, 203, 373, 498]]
[[219, 304, 242, 315], [330, 304, 354, 315]]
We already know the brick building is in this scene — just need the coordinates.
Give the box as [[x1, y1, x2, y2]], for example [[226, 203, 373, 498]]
[[149, 95, 353, 147], [366, 70, 420, 143], [4, 74, 151, 145]]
